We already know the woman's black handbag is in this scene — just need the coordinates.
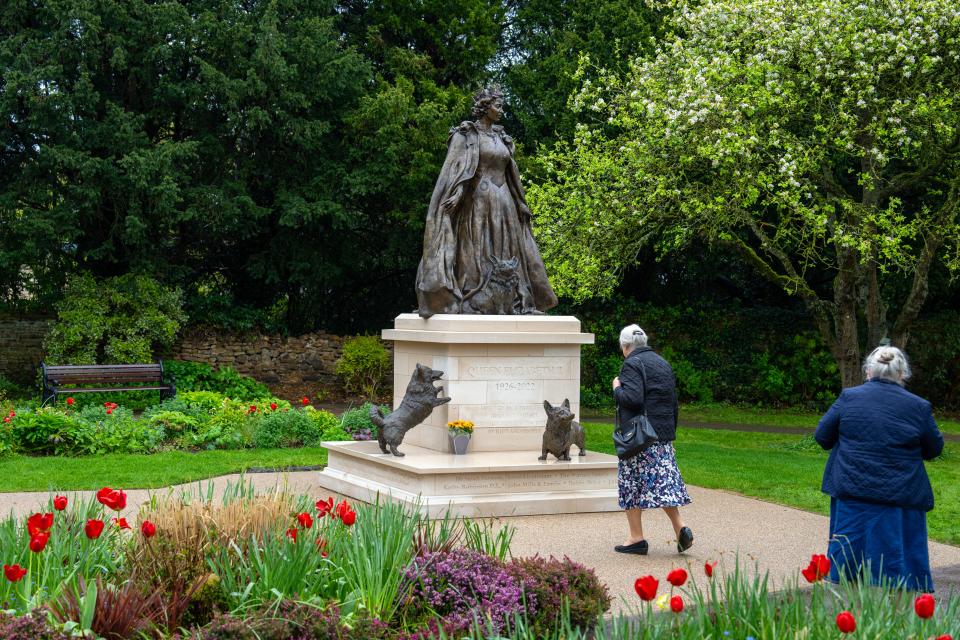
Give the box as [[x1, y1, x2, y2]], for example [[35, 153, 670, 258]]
[[613, 359, 659, 460]]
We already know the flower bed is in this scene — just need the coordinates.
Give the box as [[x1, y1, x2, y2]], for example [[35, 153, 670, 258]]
[[0, 392, 350, 457], [0, 486, 611, 639], [2, 483, 956, 639]]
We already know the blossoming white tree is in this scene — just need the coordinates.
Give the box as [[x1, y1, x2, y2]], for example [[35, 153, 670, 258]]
[[529, 0, 960, 386]]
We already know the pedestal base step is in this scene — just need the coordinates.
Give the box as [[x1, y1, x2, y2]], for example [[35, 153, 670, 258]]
[[318, 441, 621, 517]]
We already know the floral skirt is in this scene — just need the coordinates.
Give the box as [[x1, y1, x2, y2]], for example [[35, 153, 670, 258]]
[[617, 442, 692, 510]]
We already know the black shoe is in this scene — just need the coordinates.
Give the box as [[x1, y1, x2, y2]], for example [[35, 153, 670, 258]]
[[614, 540, 649, 555], [677, 527, 694, 553]]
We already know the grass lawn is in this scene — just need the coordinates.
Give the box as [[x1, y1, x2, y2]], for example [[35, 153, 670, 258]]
[[585, 403, 960, 434], [584, 422, 960, 546], [0, 448, 328, 493], [6, 422, 957, 547], [650, 403, 960, 434]]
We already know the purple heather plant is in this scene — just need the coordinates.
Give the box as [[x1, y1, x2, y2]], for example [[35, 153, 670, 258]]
[[401, 548, 537, 636], [507, 555, 611, 634], [0, 610, 72, 640]]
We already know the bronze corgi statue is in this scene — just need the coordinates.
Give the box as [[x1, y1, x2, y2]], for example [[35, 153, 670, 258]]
[[539, 398, 586, 461], [370, 363, 451, 457]]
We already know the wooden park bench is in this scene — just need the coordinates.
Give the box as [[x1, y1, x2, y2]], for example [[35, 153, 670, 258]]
[[40, 362, 176, 405]]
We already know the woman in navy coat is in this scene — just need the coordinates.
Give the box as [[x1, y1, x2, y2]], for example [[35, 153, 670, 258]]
[[815, 346, 944, 590]]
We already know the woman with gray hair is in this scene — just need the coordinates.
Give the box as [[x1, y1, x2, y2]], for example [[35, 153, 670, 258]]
[[815, 346, 944, 590], [612, 324, 693, 555]]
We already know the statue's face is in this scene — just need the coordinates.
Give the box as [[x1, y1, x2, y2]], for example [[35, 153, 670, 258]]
[[485, 97, 504, 122]]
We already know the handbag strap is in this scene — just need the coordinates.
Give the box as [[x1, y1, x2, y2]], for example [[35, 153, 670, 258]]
[[615, 353, 648, 430]]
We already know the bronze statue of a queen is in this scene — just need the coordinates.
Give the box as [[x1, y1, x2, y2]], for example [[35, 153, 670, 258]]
[[415, 86, 558, 317]]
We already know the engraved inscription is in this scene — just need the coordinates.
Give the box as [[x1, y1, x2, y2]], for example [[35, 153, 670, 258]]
[[494, 381, 536, 392], [438, 470, 611, 494], [460, 357, 571, 380], [458, 404, 543, 427], [487, 379, 541, 403]]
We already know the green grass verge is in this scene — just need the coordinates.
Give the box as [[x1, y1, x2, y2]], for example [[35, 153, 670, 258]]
[[0, 448, 328, 493], [584, 422, 960, 546], [585, 402, 960, 434], [673, 403, 959, 434]]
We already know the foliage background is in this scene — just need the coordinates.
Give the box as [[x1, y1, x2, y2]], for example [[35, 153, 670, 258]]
[[2, 0, 958, 407]]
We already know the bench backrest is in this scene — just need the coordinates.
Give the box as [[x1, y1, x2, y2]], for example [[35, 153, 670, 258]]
[[43, 363, 165, 386]]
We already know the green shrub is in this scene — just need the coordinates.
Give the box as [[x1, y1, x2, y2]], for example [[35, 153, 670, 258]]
[[146, 410, 200, 437], [10, 408, 86, 455], [304, 406, 351, 441], [335, 336, 391, 400], [0, 375, 27, 401], [43, 273, 185, 365], [164, 361, 271, 400], [0, 420, 13, 458], [339, 402, 388, 441], [10, 405, 168, 456], [204, 400, 257, 449], [72, 405, 165, 454], [251, 408, 326, 448]]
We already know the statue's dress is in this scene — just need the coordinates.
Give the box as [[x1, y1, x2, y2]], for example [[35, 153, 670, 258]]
[[415, 122, 558, 317]]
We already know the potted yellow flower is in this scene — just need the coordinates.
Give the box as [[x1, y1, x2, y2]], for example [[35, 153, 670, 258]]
[[447, 420, 474, 455]]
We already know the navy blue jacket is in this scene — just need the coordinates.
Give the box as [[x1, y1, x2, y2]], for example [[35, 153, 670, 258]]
[[614, 347, 679, 442], [815, 379, 944, 512]]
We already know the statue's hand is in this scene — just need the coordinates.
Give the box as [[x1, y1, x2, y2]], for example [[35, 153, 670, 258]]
[[440, 187, 463, 215], [518, 203, 532, 223]]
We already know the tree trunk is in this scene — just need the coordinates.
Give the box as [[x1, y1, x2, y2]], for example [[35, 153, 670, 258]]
[[834, 247, 862, 387]]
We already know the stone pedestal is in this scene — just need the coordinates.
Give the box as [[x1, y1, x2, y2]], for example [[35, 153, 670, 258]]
[[318, 314, 621, 516]]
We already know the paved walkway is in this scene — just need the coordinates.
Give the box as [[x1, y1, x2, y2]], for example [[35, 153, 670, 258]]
[[3, 473, 958, 613]]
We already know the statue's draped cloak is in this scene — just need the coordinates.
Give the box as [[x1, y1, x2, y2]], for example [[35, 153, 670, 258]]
[[415, 121, 558, 316]]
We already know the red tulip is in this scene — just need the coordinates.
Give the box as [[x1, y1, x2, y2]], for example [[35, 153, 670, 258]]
[[334, 500, 356, 525], [96, 487, 127, 511], [297, 512, 314, 529], [66, 397, 75, 405], [935, 635, 953, 640], [8, 411, 14, 417], [53, 495, 68, 511], [634, 575, 659, 601], [29, 532, 49, 553], [3, 417, 9, 423], [270, 402, 278, 410], [836, 611, 856, 634], [85, 519, 105, 539], [301, 396, 310, 406], [4, 563, 27, 582], [27, 512, 54, 536], [667, 568, 688, 587], [334, 500, 352, 519], [286, 527, 298, 542], [112, 517, 131, 530], [801, 554, 831, 583], [316, 497, 334, 516], [141, 520, 156, 538], [915, 593, 936, 619], [105, 408, 113, 415], [248, 405, 257, 414], [670, 595, 684, 613], [705, 560, 718, 578]]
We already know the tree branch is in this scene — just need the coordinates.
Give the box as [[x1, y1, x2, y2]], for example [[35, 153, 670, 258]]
[[891, 183, 960, 347], [875, 131, 960, 201]]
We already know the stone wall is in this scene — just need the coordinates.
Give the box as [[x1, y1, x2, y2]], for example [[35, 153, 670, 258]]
[[170, 328, 357, 394], [0, 316, 54, 384], [0, 317, 372, 398]]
